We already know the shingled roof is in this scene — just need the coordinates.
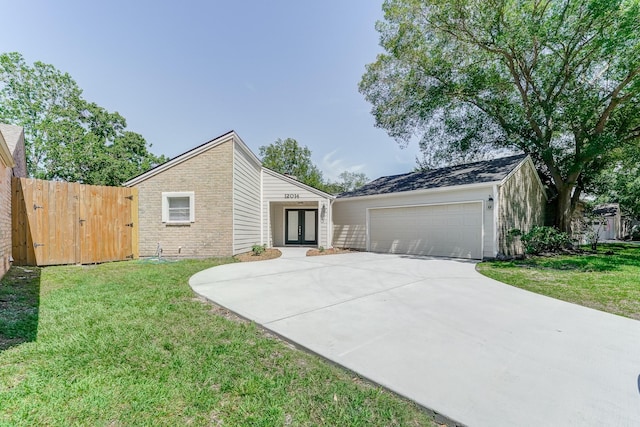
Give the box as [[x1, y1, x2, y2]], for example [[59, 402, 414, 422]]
[[338, 154, 528, 198]]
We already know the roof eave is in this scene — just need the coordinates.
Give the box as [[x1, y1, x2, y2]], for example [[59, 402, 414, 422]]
[[0, 130, 15, 168], [335, 180, 501, 201], [232, 134, 262, 166], [124, 130, 237, 186]]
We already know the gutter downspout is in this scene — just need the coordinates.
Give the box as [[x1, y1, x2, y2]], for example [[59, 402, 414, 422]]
[[328, 198, 334, 248], [260, 169, 264, 246]]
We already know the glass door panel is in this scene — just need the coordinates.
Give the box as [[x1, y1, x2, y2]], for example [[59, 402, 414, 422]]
[[304, 210, 316, 241]]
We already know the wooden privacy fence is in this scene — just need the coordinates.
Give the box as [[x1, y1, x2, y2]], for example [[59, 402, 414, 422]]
[[12, 178, 138, 266]]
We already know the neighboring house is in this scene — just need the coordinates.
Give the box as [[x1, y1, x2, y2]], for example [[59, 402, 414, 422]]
[[332, 154, 547, 259], [591, 203, 632, 241], [124, 131, 334, 258], [0, 124, 27, 278]]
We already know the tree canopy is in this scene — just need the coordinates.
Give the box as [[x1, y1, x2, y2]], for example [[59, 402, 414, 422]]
[[259, 138, 325, 189], [591, 144, 640, 218], [259, 138, 369, 194], [0, 52, 166, 185], [360, 0, 640, 231], [324, 171, 369, 194]]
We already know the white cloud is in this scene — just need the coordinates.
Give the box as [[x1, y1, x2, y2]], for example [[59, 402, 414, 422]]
[[321, 150, 365, 181]]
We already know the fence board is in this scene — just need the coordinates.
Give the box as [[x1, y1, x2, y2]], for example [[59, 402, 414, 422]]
[[131, 187, 139, 260], [12, 178, 138, 266]]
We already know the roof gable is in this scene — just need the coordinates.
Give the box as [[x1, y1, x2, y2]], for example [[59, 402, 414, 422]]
[[0, 124, 23, 156], [262, 167, 335, 199], [0, 124, 23, 167], [338, 154, 528, 198], [124, 130, 260, 186]]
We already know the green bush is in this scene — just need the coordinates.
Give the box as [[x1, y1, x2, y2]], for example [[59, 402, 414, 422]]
[[251, 244, 266, 256], [520, 226, 573, 255]]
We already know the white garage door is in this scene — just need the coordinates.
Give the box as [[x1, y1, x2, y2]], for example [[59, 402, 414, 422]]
[[369, 202, 483, 259]]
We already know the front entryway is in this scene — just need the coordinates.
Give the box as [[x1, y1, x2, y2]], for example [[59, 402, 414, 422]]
[[285, 209, 317, 245]]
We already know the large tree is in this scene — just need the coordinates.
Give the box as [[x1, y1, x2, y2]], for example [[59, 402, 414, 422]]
[[360, 0, 640, 232], [591, 144, 640, 218], [259, 138, 325, 189], [0, 52, 166, 185]]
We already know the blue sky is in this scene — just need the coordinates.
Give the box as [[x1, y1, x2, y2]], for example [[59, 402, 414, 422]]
[[0, 0, 421, 181]]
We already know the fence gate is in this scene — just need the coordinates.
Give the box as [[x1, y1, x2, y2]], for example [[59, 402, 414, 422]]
[[12, 177, 139, 266]]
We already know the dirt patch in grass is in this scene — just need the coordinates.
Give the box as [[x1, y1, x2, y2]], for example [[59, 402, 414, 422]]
[[306, 247, 357, 256], [234, 248, 282, 262]]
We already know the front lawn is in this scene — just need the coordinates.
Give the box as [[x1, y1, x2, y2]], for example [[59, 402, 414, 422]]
[[0, 259, 435, 426], [478, 243, 640, 320]]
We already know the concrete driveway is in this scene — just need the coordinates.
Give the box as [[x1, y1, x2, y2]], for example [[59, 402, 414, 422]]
[[189, 249, 640, 426]]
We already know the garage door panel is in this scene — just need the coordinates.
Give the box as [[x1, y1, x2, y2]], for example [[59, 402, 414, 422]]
[[369, 203, 482, 259], [464, 215, 482, 226]]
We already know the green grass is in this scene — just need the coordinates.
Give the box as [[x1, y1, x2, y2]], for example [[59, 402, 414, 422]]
[[0, 267, 40, 351], [0, 259, 435, 426], [477, 243, 640, 320]]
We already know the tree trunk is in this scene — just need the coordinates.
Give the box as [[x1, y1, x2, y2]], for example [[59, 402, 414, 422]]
[[556, 185, 574, 234]]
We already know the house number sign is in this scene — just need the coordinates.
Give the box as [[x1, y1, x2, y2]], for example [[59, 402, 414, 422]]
[[284, 194, 300, 199]]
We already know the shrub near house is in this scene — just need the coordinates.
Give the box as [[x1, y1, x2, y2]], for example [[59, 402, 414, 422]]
[[517, 226, 573, 255]]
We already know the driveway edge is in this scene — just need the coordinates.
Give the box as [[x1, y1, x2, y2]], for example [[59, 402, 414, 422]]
[[192, 289, 468, 427]]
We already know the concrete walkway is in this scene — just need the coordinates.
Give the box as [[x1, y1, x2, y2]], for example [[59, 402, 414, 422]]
[[189, 251, 640, 426]]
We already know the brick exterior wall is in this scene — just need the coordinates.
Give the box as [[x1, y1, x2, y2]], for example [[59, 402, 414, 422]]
[[134, 140, 234, 258], [10, 135, 27, 178], [0, 125, 27, 278], [0, 163, 12, 277]]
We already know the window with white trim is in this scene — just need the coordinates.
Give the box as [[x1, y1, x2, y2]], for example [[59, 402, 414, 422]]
[[162, 192, 195, 223]]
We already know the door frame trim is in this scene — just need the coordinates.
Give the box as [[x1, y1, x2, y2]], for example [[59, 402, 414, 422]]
[[284, 208, 318, 245]]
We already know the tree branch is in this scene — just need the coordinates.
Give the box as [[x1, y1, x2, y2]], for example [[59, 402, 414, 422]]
[[503, 51, 545, 141], [595, 67, 640, 134]]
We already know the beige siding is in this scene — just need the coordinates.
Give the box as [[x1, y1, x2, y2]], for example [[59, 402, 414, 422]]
[[272, 204, 283, 246], [232, 142, 262, 254], [333, 185, 496, 258], [134, 140, 234, 258], [331, 198, 368, 249], [261, 170, 331, 248], [498, 159, 546, 256], [261, 171, 327, 201]]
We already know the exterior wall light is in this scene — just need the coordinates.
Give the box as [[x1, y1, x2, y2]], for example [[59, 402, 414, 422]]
[[321, 203, 327, 222], [487, 195, 494, 210]]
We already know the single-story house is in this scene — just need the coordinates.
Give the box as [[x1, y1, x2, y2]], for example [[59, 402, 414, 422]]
[[591, 203, 633, 241], [0, 124, 27, 278], [332, 154, 548, 259], [124, 131, 334, 258], [125, 131, 547, 260]]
